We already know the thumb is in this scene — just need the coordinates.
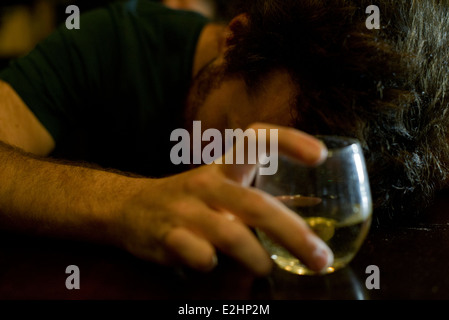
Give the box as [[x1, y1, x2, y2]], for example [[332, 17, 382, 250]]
[[216, 123, 327, 185]]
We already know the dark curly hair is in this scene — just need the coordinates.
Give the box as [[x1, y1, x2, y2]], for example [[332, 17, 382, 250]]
[[224, 0, 449, 224]]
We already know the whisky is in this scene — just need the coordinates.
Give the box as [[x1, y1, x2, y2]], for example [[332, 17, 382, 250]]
[[257, 202, 372, 275]]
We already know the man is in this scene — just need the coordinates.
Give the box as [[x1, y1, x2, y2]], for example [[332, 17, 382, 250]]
[[0, 0, 447, 275]]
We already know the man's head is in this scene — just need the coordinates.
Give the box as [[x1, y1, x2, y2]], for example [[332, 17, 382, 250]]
[[185, 0, 449, 224]]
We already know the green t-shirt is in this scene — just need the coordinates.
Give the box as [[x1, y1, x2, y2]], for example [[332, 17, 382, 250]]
[[0, 0, 208, 177]]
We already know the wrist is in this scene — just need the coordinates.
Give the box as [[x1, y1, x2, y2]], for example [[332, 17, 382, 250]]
[[89, 174, 149, 249]]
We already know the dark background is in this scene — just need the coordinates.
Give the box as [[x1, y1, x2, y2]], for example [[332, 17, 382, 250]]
[[0, 0, 241, 70]]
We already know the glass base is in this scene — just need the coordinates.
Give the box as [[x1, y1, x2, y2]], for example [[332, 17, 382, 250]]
[[271, 253, 354, 276]]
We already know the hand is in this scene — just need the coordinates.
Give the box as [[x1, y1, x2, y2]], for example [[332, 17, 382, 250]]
[[116, 123, 333, 276]]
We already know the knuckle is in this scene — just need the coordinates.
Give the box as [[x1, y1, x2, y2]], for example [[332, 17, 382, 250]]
[[249, 189, 268, 205], [163, 228, 181, 248], [168, 199, 194, 216], [241, 190, 271, 222], [215, 226, 247, 251], [184, 170, 217, 193], [247, 122, 264, 131]]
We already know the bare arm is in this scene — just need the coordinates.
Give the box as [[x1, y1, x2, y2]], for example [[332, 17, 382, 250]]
[[0, 140, 134, 245], [0, 81, 134, 244], [0, 81, 333, 275], [0, 81, 55, 156]]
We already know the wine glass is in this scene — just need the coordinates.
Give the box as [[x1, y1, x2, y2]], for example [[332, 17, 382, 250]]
[[256, 136, 372, 275]]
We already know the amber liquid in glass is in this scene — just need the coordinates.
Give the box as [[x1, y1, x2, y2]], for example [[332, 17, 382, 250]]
[[257, 201, 371, 275]]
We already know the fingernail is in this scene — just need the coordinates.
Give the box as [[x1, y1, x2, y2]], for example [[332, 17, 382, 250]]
[[305, 139, 327, 165], [210, 254, 218, 269], [202, 254, 218, 272], [316, 142, 328, 164], [311, 241, 334, 272]]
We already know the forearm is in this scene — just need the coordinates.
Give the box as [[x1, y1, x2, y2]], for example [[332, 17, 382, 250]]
[[0, 141, 140, 246], [0, 124, 333, 275]]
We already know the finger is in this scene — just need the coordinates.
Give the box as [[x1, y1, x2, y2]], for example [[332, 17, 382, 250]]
[[204, 180, 333, 272], [250, 123, 328, 165], [164, 227, 218, 272], [183, 205, 273, 276], [216, 123, 327, 184]]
